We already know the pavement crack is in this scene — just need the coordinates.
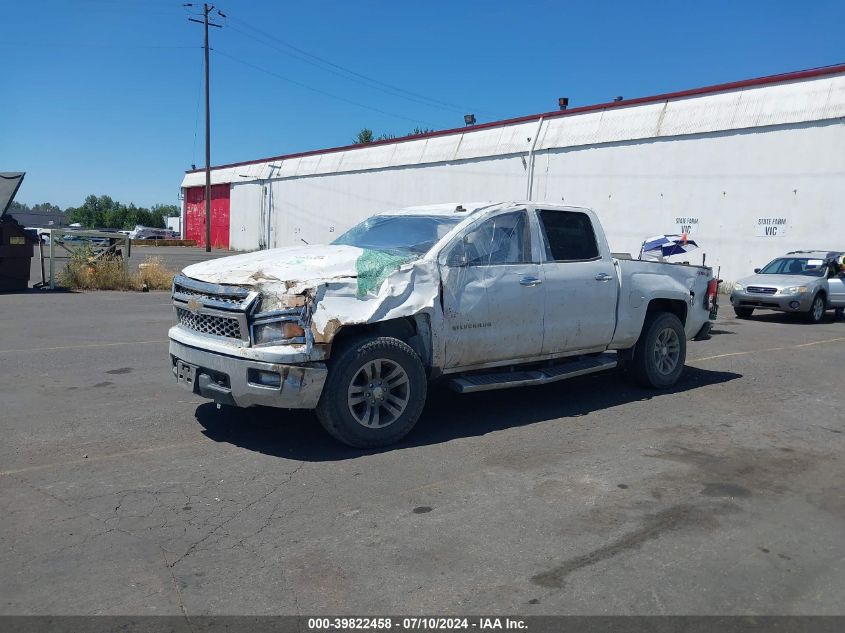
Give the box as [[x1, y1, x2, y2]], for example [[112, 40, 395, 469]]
[[168, 461, 306, 567], [160, 547, 194, 631]]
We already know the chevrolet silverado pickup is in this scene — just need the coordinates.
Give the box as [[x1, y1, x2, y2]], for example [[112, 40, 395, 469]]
[[169, 202, 718, 447]]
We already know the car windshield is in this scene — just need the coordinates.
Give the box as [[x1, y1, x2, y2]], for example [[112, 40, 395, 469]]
[[758, 257, 827, 276], [332, 215, 463, 256]]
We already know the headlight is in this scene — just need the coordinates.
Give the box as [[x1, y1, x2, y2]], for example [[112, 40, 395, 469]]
[[779, 286, 808, 295], [252, 321, 306, 345], [733, 283, 744, 292]]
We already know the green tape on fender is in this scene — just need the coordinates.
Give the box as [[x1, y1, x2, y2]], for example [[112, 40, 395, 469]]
[[355, 250, 416, 297]]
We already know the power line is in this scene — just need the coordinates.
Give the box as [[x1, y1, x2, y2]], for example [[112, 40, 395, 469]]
[[224, 23, 469, 116], [0, 42, 198, 49], [226, 15, 495, 117], [213, 48, 442, 127]]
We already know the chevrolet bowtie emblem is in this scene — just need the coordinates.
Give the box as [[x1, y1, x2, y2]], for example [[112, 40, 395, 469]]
[[187, 298, 202, 313]]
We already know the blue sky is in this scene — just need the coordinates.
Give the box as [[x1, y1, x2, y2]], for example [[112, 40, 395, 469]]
[[2, 0, 843, 209]]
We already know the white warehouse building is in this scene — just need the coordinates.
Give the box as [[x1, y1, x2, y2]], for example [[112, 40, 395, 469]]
[[180, 64, 845, 282]]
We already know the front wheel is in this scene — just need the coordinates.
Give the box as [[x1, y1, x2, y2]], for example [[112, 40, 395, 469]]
[[316, 336, 428, 448], [628, 312, 687, 389], [734, 307, 754, 319], [805, 294, 826, 324]]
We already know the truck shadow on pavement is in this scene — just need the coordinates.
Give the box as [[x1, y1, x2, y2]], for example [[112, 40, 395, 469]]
[[195, 365, 741, 462]]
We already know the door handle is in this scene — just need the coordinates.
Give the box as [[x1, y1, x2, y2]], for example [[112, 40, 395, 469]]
[[595, 273, 612, 282], [520, 276, 542, 287]]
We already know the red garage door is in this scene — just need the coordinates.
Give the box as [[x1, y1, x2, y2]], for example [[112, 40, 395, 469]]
[[185, 184, 230, 249]]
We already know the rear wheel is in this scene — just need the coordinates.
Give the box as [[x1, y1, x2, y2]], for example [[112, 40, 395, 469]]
[[733, 307, 754, 319], [316, 336, 427, 448], [629, 312, 686, 389], [805, 294, 826, 324]]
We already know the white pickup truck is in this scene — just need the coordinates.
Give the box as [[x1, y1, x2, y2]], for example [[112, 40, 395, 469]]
[[169, 202, 718, 447]]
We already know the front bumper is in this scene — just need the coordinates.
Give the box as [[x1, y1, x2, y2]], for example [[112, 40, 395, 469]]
[[730, 291, 813, 313], [169, 338, 327, 409]]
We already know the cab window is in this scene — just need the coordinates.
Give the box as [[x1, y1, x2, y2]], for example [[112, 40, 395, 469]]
[[537, 210, 600, 262]]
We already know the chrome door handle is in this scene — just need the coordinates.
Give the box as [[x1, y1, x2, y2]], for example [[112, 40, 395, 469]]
[[595, 273, 612, 282], [520, 276, 542, 287]]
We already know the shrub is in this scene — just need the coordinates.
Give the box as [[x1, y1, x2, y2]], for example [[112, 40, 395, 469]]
[[137, 256, 174, 290], [60, 247, 175, 291]]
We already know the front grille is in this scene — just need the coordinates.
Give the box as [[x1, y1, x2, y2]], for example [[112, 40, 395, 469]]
[[747, 286, 777, 295], [176, 308, 242, 339], [174, 284, 245, 306]]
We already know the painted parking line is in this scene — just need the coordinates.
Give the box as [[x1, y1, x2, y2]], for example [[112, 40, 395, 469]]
[[689, 335, 845, 364], [0, 340, 165, 354]]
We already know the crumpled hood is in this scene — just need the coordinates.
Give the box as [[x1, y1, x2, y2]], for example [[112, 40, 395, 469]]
[[182, 244, 367, 288], [737, 273, 822, 288], [180, 244, 438, 345]]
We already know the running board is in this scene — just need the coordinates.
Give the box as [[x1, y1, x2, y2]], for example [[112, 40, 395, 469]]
[[447, 353, 618, 394]]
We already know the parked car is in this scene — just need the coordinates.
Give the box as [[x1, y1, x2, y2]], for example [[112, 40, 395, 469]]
[[730, 250, 845, 322], [168, 202, 718, 447], [129, 226, 179, 240]]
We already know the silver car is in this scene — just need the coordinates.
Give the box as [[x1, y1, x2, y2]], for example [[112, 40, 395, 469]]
[[730, 250, 845, 323]]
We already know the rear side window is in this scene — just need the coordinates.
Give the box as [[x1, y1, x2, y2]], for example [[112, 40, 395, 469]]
[[538, 210, 600, 262]]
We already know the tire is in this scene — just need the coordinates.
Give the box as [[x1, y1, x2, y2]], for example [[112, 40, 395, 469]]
[[733, 307, 754, 319], [629, 312, 687, 389], [315, 336, 428, 448], [805, 293, 826, 324]]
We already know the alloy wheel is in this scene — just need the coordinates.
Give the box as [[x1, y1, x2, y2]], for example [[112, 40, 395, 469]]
[[347, 358, 410, 428], [652, 327, 681, 376]]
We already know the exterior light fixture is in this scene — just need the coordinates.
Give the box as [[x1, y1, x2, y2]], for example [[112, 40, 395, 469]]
[[558, 97, 569, 111], [613, 96, 624, 102], [464, 114, 476, 126]]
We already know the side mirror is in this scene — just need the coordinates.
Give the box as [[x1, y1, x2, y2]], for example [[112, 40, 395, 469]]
[[753, 268, 761, 274]]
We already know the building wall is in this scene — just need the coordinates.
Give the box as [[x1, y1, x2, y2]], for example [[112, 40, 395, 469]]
[[267, 155, 526, 249], [533, 120, 845, 281], [181, 69, 845, 281], [234, 119, 842, 282]]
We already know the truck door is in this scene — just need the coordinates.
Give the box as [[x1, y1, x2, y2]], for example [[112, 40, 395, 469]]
[[536, 208, 618, 353], [439, 210, 545, 369]]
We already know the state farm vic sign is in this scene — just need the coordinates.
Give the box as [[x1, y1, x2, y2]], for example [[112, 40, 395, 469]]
[[755, 217, 788, 237], [674, 216, 699, 235]]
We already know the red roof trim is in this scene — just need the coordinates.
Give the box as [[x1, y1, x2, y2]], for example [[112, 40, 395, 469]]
[[185, 63, 845, 176]]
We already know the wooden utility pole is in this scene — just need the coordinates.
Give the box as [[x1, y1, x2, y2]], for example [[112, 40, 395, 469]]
[[188, 4, 223, 252]]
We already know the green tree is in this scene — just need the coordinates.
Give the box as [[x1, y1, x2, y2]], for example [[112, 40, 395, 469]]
[[354, 126, 435, 144], [152, 204, 180, 217], [30, 202, 63, 214], [65, 195, 168, 229], [354, 128, 374, 144]]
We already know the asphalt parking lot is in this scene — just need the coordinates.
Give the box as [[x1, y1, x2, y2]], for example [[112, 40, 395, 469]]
[[1, 291, 844, 615]]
